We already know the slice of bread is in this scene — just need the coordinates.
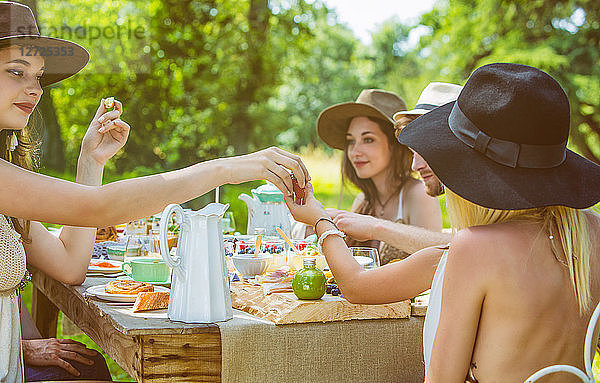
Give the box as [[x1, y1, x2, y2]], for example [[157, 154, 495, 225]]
[[132, 291, 170, 312]]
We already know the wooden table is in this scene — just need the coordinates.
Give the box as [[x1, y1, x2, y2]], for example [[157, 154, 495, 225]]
[[31, 268, 426, 382]]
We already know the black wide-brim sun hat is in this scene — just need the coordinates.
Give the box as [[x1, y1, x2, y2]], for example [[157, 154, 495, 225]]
[[398, 63, 600, 210], [0, 2, 89, 87]]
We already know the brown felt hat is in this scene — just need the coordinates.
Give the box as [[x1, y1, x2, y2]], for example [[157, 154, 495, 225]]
[[0, 1, 89, 87], [317, 89, 407, 150]]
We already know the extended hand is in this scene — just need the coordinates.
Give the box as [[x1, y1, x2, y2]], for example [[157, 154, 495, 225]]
[[226, 147, 310, 197], [22, 338, 97, 377], [284, 182, 328, 226], [326, 208, 377, 241], [80, 98, 130, 166]]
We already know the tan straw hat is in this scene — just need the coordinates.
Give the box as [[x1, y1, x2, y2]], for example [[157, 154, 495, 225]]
[[317, 89, 407, 150]]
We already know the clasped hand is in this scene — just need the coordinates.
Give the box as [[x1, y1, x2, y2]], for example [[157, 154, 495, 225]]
[[22, 338, 98, 377], [326, 208, 377, 242]]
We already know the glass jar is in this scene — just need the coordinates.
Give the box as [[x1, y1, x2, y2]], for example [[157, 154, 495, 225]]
[[290, 241, 328, 271], [292, 258, 326, 300]]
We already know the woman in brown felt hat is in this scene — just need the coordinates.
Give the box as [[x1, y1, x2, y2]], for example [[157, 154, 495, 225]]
[[287, 63, 600, 382], [315, 89, 442, 265], [0, 2, 309, 382]]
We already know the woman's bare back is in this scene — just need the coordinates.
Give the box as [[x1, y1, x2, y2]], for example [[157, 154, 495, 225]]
[[468, 211, 600, 382]]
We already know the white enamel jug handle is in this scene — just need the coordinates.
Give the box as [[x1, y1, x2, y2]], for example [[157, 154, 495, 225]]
[[159, 204, 184, 268]]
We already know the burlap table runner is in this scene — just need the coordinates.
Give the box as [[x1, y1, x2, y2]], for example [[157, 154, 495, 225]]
[[218, 309, 425, 382]]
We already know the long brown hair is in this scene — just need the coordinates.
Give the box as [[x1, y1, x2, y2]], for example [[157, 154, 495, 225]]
[[341, 116, 414, 217], [0, 45, 42, 242]]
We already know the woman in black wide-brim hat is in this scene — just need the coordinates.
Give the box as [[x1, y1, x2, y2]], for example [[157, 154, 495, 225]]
[[0, 2, 309, 381], [286, 63, 600, 382]]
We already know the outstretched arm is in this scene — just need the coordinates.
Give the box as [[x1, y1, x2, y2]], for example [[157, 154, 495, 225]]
[[328, 180, 448, 253], [286, 183, 443, 304], [328, 209, 451, 254], [1, 145, 308, 228]]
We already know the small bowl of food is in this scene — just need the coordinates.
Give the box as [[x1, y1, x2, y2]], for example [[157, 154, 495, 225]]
[[232, 254, 273, 279]]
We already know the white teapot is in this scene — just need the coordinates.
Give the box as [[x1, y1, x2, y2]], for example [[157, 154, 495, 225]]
[[239, 181, 291, 236], [159, 203, 233, 323]]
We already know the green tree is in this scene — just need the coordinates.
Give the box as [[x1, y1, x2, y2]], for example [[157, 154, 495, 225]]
[[415, 0, 600, 163], [35, 0, 358, 177], [272, 5, 368, 149]]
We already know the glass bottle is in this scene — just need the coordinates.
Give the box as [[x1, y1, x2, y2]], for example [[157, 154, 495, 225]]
[[292, 258, 326, 300]]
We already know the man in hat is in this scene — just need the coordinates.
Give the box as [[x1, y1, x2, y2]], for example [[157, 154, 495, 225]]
[[328, 83, 462, 255]]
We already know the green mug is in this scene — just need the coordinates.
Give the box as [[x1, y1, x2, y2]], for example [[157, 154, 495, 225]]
[[123, 257, 170, 283]]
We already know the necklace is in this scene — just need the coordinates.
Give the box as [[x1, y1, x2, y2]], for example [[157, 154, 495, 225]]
[[376, 192, 397, 217]]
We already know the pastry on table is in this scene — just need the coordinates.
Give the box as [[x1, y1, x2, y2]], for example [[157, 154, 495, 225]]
[[95, 226, 118, 242], [133, 291, 170, 312], [104, 280, 154, 295]]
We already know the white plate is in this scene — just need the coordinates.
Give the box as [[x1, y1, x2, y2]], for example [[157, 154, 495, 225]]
[[86, 284, 169, 302], [88, 260, 123, 273]]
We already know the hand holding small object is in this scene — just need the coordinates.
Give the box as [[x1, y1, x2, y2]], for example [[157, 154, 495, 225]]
[[291, 173, 306, 205]]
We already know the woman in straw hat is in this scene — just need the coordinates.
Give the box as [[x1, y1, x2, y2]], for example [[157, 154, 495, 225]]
[[0, 2, 309, 381], [287, 63, 600, 382], [326, 83, 463, 258], [316, 89, 442, 265]]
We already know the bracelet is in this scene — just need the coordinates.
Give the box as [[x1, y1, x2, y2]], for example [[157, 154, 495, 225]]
[[314, 217, 336, 230], [318, 229, 346, 249]]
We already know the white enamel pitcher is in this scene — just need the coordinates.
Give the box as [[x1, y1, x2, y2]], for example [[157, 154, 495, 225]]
[[159, 203, 233, 323]]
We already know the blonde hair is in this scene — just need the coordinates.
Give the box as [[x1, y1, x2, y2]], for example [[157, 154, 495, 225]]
[[446, 188, 592, 314]]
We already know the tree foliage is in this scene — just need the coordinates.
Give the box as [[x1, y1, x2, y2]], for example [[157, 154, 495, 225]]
[[34, 0, 364, 176], [377, 0, 600, 163], [28, 0, 600, 176]]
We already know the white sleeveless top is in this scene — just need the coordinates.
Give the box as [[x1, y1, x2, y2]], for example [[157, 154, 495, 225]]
[[0, 215, 26, 382], [422, 249, 449, 374], [395, 187, 404, 222]]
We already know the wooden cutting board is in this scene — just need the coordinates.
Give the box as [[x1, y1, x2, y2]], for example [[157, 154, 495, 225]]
[[230, 282, 410, 325]]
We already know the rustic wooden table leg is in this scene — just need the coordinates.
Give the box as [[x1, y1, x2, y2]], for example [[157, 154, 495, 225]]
[[31, 285, 59, 338]]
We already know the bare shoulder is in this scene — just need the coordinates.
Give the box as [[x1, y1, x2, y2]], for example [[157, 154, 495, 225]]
[[585, 208, 600, 230], [446, 225, 517, 273], [353, 192, 365, 203], [403, 177, 437, 206], [584, 208, 600, 250], [402, 177, 426, 198]]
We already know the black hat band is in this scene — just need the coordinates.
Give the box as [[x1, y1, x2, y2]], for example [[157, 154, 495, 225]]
[[413, 103, 438, 111], [448, 102, 567, 169]]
